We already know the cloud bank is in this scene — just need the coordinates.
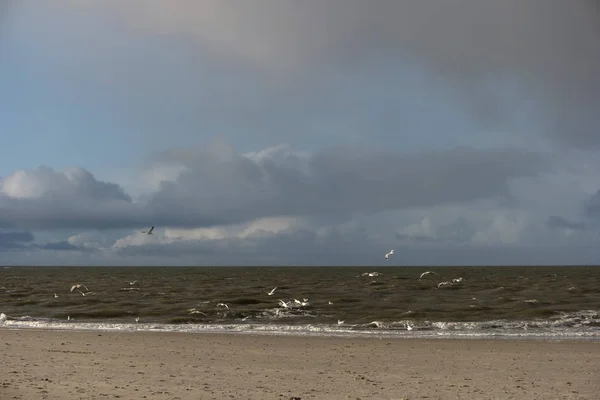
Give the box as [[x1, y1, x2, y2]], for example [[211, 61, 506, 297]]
[[1, 137, 599, 265], [0, 138, 548, 231]]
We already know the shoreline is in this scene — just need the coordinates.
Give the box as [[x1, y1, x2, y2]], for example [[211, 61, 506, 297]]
[[2, 318, 599, 342], [2, 329, 598, 399], [2, 325, 600, 342]]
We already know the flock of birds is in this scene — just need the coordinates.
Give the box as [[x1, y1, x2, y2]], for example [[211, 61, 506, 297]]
[[59, 263, 464, 327], [51, 242, 463, 327]]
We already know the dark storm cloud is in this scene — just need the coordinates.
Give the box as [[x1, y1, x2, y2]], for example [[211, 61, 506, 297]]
[[0, 143, 549, 230], [144, 142, 548, 228], [98, 0, 600, 148]]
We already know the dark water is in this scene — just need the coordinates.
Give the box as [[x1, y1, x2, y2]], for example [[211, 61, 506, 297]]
[[1, 266, 599, 338]]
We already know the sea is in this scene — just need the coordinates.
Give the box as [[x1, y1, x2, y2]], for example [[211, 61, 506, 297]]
[[1, 266, 599, 340]]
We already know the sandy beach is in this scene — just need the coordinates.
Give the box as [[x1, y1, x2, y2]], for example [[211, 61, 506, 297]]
[[1, 330, 598, 400]]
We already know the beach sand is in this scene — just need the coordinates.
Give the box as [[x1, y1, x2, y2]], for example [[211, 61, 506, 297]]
[[1, 330, 598, 399]]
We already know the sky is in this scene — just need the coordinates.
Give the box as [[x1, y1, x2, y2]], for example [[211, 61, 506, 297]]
[[1, 0, 600, 266]]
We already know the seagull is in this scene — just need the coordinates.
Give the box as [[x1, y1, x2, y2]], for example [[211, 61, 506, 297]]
[[267, 287, 277, 296], [452, 277, 465, 283], [361, 272, 382, 277], [127, 280, 138, 286], [54, 293, 59, 298], [135, 317, 140, 323], [278, 299, 290, 308], [216, 303, 229, 309], [385, 249, 395, 260], [437, 281, 452, 289], [406, 322, 413, 331], [141, 226, 154, 235], [70, 284, 89, 292], [419, 271, 436, 280], [187, 309, 207, 316], [337, 320, 345, 325]]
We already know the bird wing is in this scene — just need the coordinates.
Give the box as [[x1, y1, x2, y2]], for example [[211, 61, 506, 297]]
[[148, 226, 154, 233]]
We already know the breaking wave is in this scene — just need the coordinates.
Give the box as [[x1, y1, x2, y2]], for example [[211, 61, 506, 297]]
[[1, 310, 598, 340]]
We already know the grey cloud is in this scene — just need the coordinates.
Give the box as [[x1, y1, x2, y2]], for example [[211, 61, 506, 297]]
[[0, 141, 549, 230], [0, 167, 130, 201], [0, 230, 33, 242], [0, 167, 140, 230], [396, 217, 477, 244], [36, 241, 81, 251], [114, 226, 378, 265], [0, 229, 34, 250], [93, 0, 600, 148], [112, 221, 598, 266], [546, 216, 586, 231], [145, 140, 549, 228], [583, 190, 600, 218]]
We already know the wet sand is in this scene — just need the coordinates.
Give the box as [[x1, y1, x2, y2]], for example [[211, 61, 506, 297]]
[[1, 329, 598, 399]]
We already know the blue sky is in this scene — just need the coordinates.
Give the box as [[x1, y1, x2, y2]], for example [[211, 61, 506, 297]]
[[1, 1, 600, 265]]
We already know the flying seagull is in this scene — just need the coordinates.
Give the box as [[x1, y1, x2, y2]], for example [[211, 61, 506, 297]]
[[70, 284, 89, 292], [267, 287, 277, 296], [385, 249, 395, 260], [141, 226, 154, 235], [419, 271, 436, 279]]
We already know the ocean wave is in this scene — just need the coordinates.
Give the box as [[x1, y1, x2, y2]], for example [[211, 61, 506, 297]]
[[1, 310, 598, 340]]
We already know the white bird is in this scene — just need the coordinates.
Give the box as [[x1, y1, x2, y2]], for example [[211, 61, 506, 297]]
[[141, 226, 154, 235], [292, 298, 310, 307], [187, 309, 207, 316], [385, 249, 395, 260], [127, 280, 138, 286], [437, 281, 452, 289], [452, 277, 464, 283], [135, 317, 140, 323], [216, 303, 229, 309], [278, 299, 290, 308], [53, 293, 58, 298], [70, 284, 89, 292], [267, 287, 277, 296], [419, 271, 436, 279], [361, 272, 382, 277], [337, 320, 344, 325], [406, 322, 413, 331]]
